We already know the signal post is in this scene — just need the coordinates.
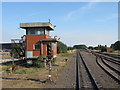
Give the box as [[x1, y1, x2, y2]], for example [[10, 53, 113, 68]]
[[40, 38, 58, 82]]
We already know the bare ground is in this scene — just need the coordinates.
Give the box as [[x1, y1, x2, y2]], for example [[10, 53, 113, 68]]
[[1, 52, 76, 89]]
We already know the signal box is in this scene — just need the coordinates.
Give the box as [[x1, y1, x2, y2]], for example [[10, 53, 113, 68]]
[[20, 22, 58, 58]]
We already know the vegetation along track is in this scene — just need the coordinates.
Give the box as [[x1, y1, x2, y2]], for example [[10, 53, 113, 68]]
[[96, 55, 120, 84], [76, 49, 102, 90]]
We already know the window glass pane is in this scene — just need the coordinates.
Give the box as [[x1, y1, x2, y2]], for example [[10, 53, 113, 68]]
[[37, 31, 41, 35], [45, 30, 49, 35], [34, 43, 41, 50], [30, 30, 35, 35], [26, 28, 46, 35], [41, 30, 44, 35]]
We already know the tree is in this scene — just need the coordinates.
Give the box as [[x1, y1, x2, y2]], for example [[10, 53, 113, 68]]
[[73, 44, 87, 49], [67, 47, 74, 50], [114, 41, 120, 50], [94, 46, 98, 50], [110, 41, 120, 50], [94, 45, 107, 52], [57, 41, 67, 53], [105, 45, 107, 47], [88, 46, 94, 50], [100, 46, 107, 52], [110, 44, 114, 49]]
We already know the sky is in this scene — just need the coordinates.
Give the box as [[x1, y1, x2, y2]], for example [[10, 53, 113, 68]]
[[2, 2, 118, 47]]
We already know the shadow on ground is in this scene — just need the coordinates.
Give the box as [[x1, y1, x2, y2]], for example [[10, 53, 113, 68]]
[[1, 77, 47, 83], [1, 58, 38, 68]]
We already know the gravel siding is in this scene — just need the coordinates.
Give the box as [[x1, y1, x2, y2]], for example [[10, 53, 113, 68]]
[[80, 51, 119, 88]]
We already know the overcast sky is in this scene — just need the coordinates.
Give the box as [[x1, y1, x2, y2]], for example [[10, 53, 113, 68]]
[[2, 2, 118, 47]]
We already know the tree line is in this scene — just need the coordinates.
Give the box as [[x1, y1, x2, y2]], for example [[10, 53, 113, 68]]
[[88, 41, 120, 52], [57, 41, 120, 53]]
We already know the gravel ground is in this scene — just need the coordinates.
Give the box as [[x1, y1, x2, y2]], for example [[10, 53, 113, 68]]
[[44, 54, 76, 88], [80, 50, 119, 89], [2, 53, 76, 89]]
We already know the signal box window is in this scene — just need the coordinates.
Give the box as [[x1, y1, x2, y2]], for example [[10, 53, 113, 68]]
[[34, 43, 41, 50]]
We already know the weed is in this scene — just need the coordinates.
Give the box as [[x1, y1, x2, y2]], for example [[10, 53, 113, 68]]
[[13, 68, 28, 74], [59, 52, 73, 57], [33, 55, 45, 68]]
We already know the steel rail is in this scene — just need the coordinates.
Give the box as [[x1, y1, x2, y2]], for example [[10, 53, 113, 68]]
[[93, 51, 120, 63], [96, 57, 120, 84], [101, 57, 120, 75], [76, 50, 81, 90], [78, 50, 101, 90], [96, 52, 120, 59], [91, 52, 120, 65], [102, 56, 120, 65]]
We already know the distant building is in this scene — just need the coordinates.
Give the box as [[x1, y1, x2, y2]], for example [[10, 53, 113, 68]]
[[0, 43, 12, 49], [106, 48, 113, 52], [0, 43, 12, 52]]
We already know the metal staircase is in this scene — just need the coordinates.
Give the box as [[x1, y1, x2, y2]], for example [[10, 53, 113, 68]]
[[11, 39, 25, 58]]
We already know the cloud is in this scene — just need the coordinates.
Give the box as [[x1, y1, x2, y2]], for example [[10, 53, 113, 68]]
[[64, 2, 97, 21]]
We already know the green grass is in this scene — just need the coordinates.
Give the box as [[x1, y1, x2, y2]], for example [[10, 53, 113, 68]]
[[58, 52, 73, 57], [12, 67, 42, 74], [13, 68, 28, 74], [0, 67, 7, 71]]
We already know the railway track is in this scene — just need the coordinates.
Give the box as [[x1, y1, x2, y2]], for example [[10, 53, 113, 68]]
[[102, 56, 120, 65], [90, 51, 120, 84], [76, 50, 119, 89], [91, 51, 120, 65], [96, 56, 120, 84], [93, 51, 120, 61], [96, 52, 120, 59], [76, 50, 101, 90], [101, 57, 120, 75]]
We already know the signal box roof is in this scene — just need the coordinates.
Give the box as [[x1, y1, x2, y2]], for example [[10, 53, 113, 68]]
[[20, 22, 54, 30]]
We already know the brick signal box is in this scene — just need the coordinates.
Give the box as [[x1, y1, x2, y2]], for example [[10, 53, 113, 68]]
[[20, 22, 58, 58]]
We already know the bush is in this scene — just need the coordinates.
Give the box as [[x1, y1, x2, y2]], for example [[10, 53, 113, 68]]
[[100, 46, 107, 52], [57, 41, 67, 53], [114, 41, 120, 50], [33, 55, 45, 68], [13, 69, 27, 74]]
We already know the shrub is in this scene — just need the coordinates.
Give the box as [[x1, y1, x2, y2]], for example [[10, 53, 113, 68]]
[[13, 68, 27, 74], [33, 55, 45, 68], [100, 46, 107, 52]]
